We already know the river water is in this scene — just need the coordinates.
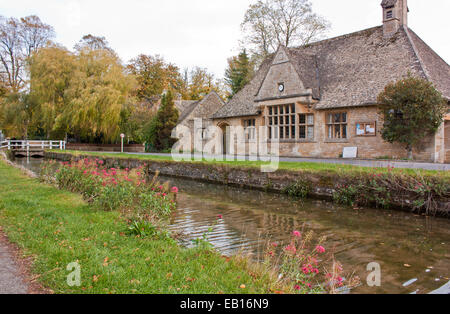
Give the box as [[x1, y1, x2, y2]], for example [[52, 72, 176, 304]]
[[13, 157, 450, 294]]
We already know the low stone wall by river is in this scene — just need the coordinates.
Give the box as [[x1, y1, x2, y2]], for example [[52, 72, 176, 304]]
[[45, 152, 450, 216]]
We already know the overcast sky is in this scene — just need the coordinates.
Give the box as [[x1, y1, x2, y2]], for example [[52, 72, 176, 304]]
[[1, 0, 449, 78]]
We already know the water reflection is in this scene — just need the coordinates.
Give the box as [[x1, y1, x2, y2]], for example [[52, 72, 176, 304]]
[[13, 158, 450, 294], [163, 175, 450, 294]]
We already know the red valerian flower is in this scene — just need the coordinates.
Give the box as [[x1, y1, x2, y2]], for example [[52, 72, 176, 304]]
[[284, 244, 296, 254], [217, 214, 223, 220], [292, 231, 301, 238], [171, 187, 179, 194], [316, 246, 326, 254]]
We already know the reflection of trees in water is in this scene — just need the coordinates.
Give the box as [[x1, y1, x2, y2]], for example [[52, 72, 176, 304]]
[[169, 175, 450, 293]]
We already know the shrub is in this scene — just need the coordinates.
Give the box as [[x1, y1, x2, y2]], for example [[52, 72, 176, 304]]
[[40, 158, 178, 218], [128, 220, 173, 241], [263, 230, 360, 294], [283, 179, 312, 198]]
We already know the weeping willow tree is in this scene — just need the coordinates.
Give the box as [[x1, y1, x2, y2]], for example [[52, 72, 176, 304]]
[[27, 46, 136, 142], [61, 48, 136, 143], [28, 46, 77, 139]]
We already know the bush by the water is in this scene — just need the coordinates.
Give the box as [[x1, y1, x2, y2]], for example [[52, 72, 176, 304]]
[[331, 167, 449, 215], [262, 230, 360, 294], [39, 159, 178, 221]]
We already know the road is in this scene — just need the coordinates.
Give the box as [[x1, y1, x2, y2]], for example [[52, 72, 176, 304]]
[[111, 152, 450, 171]]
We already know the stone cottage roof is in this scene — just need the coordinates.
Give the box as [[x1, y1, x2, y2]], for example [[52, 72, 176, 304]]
[[177, 100, 200, 123], [178, 91, 225, 124], [212, 57, 274, 119], [213, 25, 450, 118], [175, 100, 198, 115]]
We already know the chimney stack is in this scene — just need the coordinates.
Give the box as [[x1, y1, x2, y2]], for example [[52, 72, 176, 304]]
[[381, 0, 409, 37]]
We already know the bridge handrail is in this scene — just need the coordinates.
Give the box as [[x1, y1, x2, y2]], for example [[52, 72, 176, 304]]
[[0, 140, 66, 151]]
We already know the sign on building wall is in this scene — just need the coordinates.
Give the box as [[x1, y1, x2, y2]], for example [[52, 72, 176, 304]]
[[356, 122, 376, 136]]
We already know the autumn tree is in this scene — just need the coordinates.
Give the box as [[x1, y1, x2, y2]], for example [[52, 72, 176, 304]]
[[185, 67, 228, 100], [145, 90, 179, 151], [28, 46, 76, 138], [241, 0, 330, 60], [225, 49, 255, 97], [74, 34, 112, 52], [377, 76, 447, 160], [0, 15, 54, 92], [0, 92, 38, 138], [62, 48, 136, 143], [127, 54, 184, 100]]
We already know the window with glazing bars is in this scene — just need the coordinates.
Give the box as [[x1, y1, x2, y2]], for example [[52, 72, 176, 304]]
[[267, 104, 296, 140], [299, 114, 314, 140], [244, 119, 256, 140], [327, 113, 348, 139]]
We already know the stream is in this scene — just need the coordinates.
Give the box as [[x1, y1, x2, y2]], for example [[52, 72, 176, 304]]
[[13, 157, 450, 294]]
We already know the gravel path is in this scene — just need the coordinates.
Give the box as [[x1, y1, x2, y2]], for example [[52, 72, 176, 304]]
[[0, 235, 28, 294]]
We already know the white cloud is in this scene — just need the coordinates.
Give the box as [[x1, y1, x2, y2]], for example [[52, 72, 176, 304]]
[[0, 0, 448, 78]]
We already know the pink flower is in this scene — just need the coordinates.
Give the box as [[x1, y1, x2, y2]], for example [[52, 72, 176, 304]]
[[294, 285, 301, 291], [98, 160, 104, 165], [292, 231, 301, 238], [158, 185, 163, 190], [284, 244, 296, 254], [302, 267, 310, 274], [272, 242, 278, 248], [316, 246, 326, 254], [217, 214, 223, 220], [171, 186, 179, 194]]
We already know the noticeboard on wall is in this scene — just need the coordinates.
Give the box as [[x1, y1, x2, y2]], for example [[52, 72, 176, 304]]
[[356, 122, 376, 137]]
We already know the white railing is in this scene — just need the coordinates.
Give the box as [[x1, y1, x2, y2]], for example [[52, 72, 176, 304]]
[[0, 140, 66, 151]]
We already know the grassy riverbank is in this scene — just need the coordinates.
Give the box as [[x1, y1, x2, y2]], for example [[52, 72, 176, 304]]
[[0, 159, 283, 294], [47, 150, 449, 216], [49, 150, 449, 177]]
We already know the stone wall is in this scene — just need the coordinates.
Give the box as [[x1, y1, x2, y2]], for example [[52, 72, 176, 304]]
[[214, 105, 438, 161], [45, 151, 449, 216], [66, 143, 145, 153]]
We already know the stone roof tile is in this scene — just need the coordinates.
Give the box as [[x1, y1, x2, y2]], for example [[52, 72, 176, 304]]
[[213, 25, 449, 117]]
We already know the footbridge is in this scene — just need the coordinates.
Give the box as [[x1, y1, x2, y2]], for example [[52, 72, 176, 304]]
[[0, 140, 66, 157]]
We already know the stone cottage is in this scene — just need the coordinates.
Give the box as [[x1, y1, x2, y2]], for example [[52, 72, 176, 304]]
[[176, 91, 225, 141], [211, 0, 450, 163]]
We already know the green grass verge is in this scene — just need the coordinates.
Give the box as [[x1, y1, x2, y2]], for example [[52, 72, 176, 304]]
[[49, 149, 449, 178], [0, 160, 276, 294]]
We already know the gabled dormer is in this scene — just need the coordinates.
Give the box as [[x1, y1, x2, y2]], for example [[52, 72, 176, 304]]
[[254, 46, 311, 103]]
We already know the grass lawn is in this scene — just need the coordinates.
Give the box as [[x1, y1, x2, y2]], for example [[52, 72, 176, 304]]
[[50, 150, 449, 178], [0, 159, 278, 294]]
